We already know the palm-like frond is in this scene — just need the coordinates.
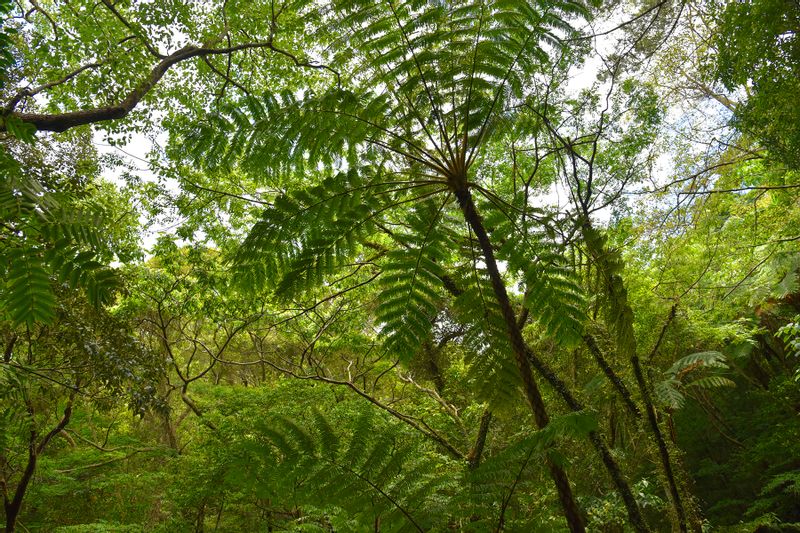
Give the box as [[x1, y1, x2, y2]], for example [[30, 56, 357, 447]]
[[453, 274, 522, 410], [655, 351, 735, 409], [457, 410, 598, 527], [234, 166, 445, 297], [1, 171, 120, 326], [582, 225, 637, 357], [482, 201, 587, 346], [376, 198, 452, 360], [241, 409, 454, 532], [182, 0, 588, 185]]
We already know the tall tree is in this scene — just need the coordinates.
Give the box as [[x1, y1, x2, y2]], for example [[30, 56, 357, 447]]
[[176, 1, 663, 530]]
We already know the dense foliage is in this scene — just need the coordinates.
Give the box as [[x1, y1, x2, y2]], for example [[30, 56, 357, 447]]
[[1, 0, 798, 531]]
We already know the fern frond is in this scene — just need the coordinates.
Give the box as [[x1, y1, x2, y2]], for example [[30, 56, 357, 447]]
[[686, 376, 736, 390], [180, 0, 589, 189], [482, 200, 587, 346], [656, 351, 734, 409], [1, 167, 125, 327], [375, 197, 451, 361], [235, 167, 440, 297], [39, 205, 109, 252], [452, 274, 522, 410], [666, 351, 728, 375], [3, 248, 56, 326], [581, 225, 638, 357], [655, 378, 686, 410], [248, 409, 452, 531], [458, 411, 598, 525]]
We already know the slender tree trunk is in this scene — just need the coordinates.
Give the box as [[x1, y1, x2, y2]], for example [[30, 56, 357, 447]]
[[580, 336, 691, 527], [609, 404, 617, 449], [3, 439, 36, 533], [581, 224, 688, 532], [631, 355, 688, 532], [4, 397, 74, 533], [456, 186, 652, 533], [468, 409, 493, 470], [454, 186, 585, 532], [583, 334, 642, 419], [162, 407, 179, 450], [195, 501, 206, 533]]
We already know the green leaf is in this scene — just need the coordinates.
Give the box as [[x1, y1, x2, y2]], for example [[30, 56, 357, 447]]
[[4, 248, 56, 326], [3, 115, 37, 144]]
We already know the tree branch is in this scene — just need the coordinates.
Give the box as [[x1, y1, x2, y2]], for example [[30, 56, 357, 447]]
[[2, 39, 338, 133]]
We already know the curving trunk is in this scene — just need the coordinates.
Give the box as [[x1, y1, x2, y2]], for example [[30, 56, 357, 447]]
[[454, 185, 586, 532], [455, 185, 651, 533]]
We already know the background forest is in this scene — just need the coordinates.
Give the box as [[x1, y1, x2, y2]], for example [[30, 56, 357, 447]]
[[1, 0, 798, 531]]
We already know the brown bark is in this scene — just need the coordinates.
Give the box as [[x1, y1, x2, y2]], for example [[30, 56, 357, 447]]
[[162, 407, 179, 451], [4, 397, 74, 533], [467, 409, 493, 470], [2, 40, 338, 134], [4, 44, 218, 133], [453, 185, 586, 533]]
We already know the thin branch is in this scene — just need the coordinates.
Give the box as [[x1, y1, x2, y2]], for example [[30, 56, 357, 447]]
[[100, 0, 164, 59], [678, 183, 800, 196], [264, 361, 467, 461], [54, 448, 160, 473]]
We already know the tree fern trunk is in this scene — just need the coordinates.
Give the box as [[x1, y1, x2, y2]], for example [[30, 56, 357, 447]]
[[631, 354, 689, 532], [581, 223, 688, 532], [468, 409, 493, 470], [583, 333, 642, 419], [455, 186, 652, 533], [454, 186, 585, 532]]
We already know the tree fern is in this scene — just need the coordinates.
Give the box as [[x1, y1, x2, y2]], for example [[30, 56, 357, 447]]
[[194, 0, 592, 355], [581, 225, 638, 357], [177, 2, 610, 529], [321, 0, 587, 155], [655, 351, 735, 410], [237, 409, 454, 532], [1, 160, 121, 326], [581, 223, 690, 532], [375, 198, 452, 360], [665, 351, 728, 375], [179, 0, 588, 186]]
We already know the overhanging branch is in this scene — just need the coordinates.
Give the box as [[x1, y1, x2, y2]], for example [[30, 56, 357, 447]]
[[1, 40, 339, 133]]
